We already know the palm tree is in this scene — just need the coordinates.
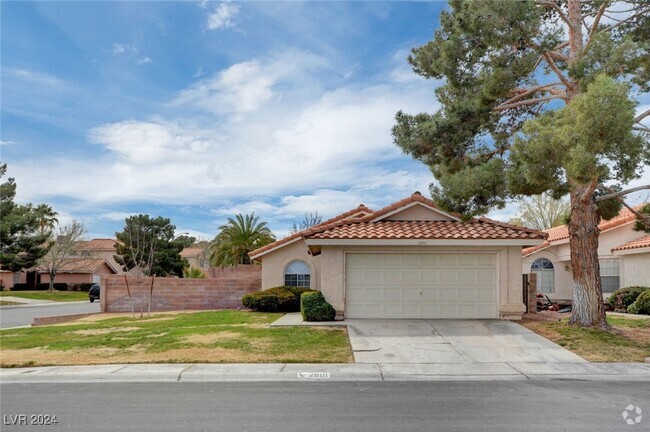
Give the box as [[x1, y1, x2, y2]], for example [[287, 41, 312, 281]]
[[209, 213, 275, 267], [33, 204, 58, 236]]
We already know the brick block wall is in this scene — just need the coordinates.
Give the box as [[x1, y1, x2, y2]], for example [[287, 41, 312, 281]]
[[101, 266, 261, 312]]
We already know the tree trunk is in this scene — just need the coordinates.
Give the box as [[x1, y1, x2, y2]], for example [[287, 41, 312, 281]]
[[568, 186, 606, 327], [48, 274, 55, 292]]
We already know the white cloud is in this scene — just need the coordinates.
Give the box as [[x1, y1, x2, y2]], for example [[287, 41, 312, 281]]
[[10, 49, 441, 221], [99, 211, 137, 221], [5, 69, 68, 91], [137, 57, 153, 65], [171, 51, 326, 114], [0, 140, 14, 146], [112, 43, 138, 55], [206, 3, 239, 30]]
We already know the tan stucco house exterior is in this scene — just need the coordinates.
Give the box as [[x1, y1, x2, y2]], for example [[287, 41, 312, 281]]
[[522, 206, 649, 301], [249, 193, 546, 320]]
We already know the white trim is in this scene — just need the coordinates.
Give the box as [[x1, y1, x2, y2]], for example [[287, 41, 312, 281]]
[[306, 238, 544, 247], [371, 201, 461, 222], [612, 246, 650, 256], [249, 237, 303, 260]]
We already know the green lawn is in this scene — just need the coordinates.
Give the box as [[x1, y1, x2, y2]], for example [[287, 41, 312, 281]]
[[0, 310, 353, 367], [0, 290, 89, 302], [521, 315, 650, 362]]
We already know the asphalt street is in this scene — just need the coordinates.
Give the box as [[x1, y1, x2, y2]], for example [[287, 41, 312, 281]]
[[0, 302, 99, 328], [1, 381, 647, 431]]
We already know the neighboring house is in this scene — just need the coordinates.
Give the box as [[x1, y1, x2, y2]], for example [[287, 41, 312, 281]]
[[34, 258, 118, 285], [180, 247, 209, 270], [2, 238, 124, 289], [249, 192, 546, 320], [76, 238, 124, 274], [522, 206, 649, 301]]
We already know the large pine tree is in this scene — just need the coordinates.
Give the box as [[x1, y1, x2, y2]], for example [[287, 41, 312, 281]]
[[393, 0, 649, 327]]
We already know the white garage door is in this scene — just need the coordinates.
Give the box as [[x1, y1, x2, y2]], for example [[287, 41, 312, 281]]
[[345, 253, 497, 319]]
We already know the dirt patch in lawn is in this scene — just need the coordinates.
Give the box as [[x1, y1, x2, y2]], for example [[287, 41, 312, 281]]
[[0, 345, 350, 367], [521, 311, 650, 362], [184, 332, 240, 345], [70, 327, 141, 336]]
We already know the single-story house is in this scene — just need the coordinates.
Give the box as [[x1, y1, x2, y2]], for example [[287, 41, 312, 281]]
[[34, 258, 119, 286], [249, 192, 546, 320], [522, 206, 649, 300]]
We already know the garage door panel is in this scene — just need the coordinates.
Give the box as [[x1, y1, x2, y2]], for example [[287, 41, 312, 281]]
[[421, 270, 439, 284], [403, 272, 421, 284], [478, 269, 496, 283], [345, 253, 498, 319], [384, 271, 403, 284], [440, 271, 460, 284], [421, 255, 440, 267], [478, 254, 496, 266], [403, 287, 421, 301], [459, 271, 478, 284]]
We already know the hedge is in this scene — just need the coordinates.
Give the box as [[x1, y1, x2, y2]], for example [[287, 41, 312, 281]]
[[628, 290, 650, 315], [10, 283, 68, 291], [242, 286, 316, 312], [300, 291, 335, 322], [608, 286, 649, 312]]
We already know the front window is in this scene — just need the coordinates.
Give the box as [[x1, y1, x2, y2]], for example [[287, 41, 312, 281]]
[[284, 260, 310, 287], [531, 258, 555, 293], [600, 259, 620, 293]]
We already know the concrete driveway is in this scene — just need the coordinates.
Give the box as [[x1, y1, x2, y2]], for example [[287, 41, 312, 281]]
[[346, 319, 586, 364]]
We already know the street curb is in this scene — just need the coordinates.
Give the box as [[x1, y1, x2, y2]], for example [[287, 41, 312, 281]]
[[0, 300, 91, 310], [2, 362, 649, 383]]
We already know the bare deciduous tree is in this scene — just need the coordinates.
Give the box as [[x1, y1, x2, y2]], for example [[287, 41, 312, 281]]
[[510, 194, 570, 231], [38, 221, 87, 292]]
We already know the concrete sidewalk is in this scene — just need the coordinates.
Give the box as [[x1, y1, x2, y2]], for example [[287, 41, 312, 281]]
[[0, 296, 60, 305], [2, 362, 650, 383]]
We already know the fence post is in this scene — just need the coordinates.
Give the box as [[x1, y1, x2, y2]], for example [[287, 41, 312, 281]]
[[527, 273, 537, 314]]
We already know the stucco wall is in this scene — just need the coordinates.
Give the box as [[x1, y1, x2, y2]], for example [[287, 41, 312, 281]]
[[522, 223, 644, 300], [258, 239, 320, 290], [620, 252, 650, 287], [384, 205, 450, 221]]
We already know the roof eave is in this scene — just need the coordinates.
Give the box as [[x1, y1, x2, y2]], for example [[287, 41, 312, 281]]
[[305, 238, 546, 247]]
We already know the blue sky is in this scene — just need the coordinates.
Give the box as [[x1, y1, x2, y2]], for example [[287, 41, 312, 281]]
[[1, 1, 451, 240], [2, 1, 648, 241]]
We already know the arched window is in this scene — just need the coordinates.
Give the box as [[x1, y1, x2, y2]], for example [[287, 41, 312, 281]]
[[284, 260, 311, 287], [531, 258, 555, 293]]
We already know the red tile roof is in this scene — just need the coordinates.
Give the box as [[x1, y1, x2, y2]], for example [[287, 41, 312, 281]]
[[250, 193, 545, 259], [522, 206, 643, 256], [307, 219, 546, 241], [248, 204, 374, 258], [612, 234, 650, 253], [354, 192, 462, 222], [33, 258, 116, 274], [77, 238, 118, 250]]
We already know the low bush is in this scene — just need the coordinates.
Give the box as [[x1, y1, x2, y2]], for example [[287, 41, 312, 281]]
[[608, 286, 649, 312], [628, 290, 650, 315], [300, 291, 336, 322], [9, 283, 65, 291], [242, 286, 315, 312]]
